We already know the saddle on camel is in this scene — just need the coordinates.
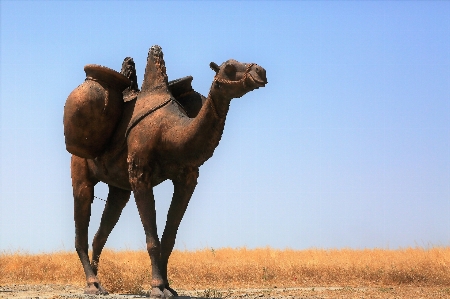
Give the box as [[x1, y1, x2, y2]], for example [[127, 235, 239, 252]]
[[63, 49, 195, 159]]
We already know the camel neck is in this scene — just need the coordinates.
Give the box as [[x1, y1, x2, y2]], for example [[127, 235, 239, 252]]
[[182, 88, 230, 166]]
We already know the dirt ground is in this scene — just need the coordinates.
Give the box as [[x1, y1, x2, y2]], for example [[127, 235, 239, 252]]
[[1, 284, 449, 299]]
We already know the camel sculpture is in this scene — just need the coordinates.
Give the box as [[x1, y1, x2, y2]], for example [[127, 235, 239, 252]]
[[68, 45, 267, 297]]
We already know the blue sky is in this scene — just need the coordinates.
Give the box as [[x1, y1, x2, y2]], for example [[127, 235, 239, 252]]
[[1, 1, 449, 253]]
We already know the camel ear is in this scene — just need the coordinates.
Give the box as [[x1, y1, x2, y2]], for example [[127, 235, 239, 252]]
[[210, 62, 220, 73], [224, 63, 237, 77]]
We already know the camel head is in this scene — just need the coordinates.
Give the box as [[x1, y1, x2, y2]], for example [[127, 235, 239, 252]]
[[209, 59, 267, 100]]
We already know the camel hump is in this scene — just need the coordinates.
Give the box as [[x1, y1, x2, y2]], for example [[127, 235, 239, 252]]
[[140, 45, 169, 93], [63, 65, 131, 159]]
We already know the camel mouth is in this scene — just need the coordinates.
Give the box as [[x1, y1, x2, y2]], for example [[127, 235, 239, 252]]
[[247, 64, 267, 88], [248, 73, 268, 88]]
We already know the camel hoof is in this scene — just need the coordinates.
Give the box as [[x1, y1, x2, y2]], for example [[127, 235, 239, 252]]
[[150, 287, 165, 299], [84, 282, 108, 295], [163, 286, 178, 298]]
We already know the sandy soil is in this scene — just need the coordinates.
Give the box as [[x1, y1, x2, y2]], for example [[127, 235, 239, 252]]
[[0, 284, 449, 299]]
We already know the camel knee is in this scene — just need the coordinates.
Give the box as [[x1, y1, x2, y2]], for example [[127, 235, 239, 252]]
[[75, 239, 88, 254], [146, 239, 161, 255]]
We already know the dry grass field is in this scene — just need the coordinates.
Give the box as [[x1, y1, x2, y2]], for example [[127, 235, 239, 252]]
[[1, 247, 449, 298]]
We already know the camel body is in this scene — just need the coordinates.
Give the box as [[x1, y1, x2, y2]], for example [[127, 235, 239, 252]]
[[69, 45, 267, 297], [81, 92, 210, 190]]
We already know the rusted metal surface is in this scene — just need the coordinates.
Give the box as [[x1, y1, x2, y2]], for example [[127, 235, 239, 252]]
[[65, 45, 267, 298]]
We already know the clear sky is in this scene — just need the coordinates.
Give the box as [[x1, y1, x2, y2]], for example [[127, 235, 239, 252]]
[[1, 1, 449, 253]]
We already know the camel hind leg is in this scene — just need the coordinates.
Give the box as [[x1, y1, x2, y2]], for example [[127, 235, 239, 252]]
[[71, 156, 107, 295], [91, 185, 131, 275]]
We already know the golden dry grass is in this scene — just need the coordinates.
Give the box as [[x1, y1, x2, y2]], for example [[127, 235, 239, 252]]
[[1, 247, 449, 294]]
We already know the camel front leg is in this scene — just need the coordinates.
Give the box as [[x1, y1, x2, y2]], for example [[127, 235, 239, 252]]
[[128, 157, 165, 299], [160, 167, 199, 297], [91, 185, 131, 275], [71, 156, 106, 294]]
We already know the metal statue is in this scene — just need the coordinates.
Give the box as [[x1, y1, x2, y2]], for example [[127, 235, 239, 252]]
[[64, 45, 267, 297]]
